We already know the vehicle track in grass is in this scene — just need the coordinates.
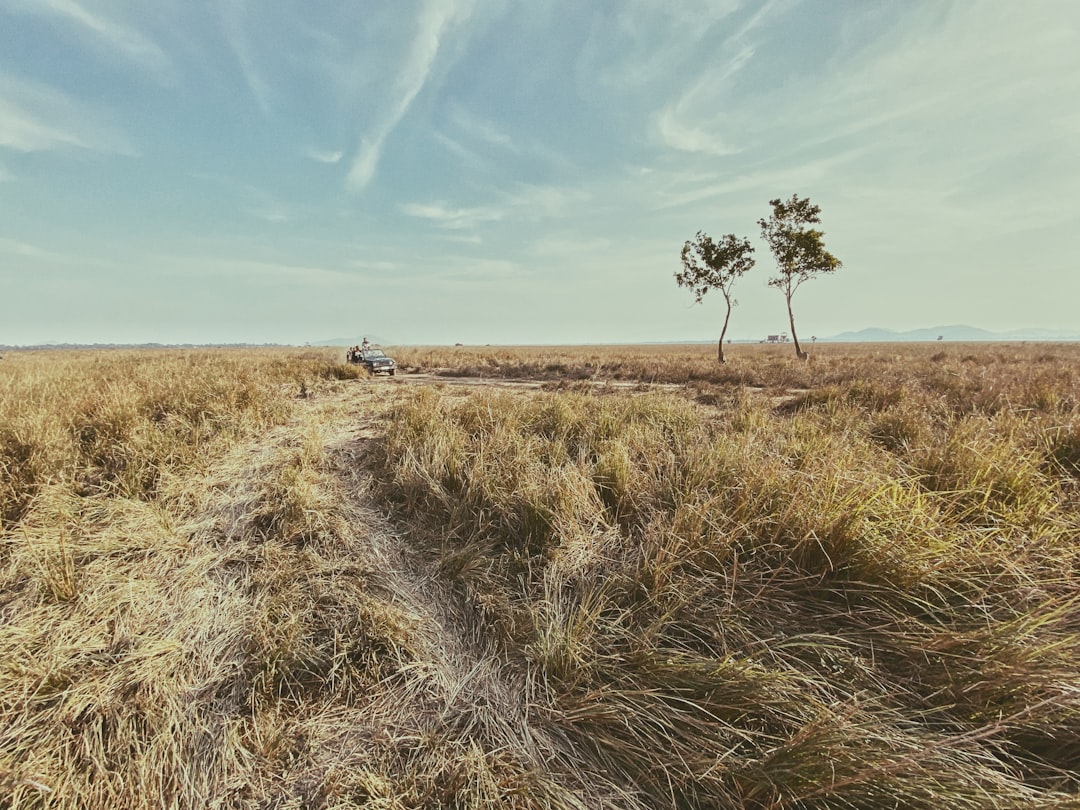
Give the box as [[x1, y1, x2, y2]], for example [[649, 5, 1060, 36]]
[[316, 383, 543, 753], [265, 379, 609, 806], [242, 373, 804, 805]]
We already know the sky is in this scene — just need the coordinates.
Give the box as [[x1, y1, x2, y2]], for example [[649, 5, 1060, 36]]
[[1, 0, 1078, 346]]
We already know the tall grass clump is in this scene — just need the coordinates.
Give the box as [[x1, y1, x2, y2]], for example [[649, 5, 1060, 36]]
[[374, 367, 1080, 807], [0, 348, 423, 808], [0, 348, 358, 531]]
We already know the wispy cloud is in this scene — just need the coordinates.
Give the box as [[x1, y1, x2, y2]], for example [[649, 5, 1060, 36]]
[[347, 0, 477, 191], [501, 183, 591, 219], [0, 73, 135, 154], [0, 97, 82, 152], [435, 256, 526, 283], [433, 131, 492, 172], [448, 104, 518, 152], [190, 172, 295, 223], [0, 236, 47, 257], [245, 207, 289, 224], [655, 106, 741, 157], [401, 181, 590, 232], [730, 0, 796, 42], [342, 253, 525, 289], [348, 258, 401, 275], [647, 146, 874, 211], [304, 147, 344, 164], [755, 0, 1080, 227], [645, 0, 799, 157], [0, 235, 115, 267], [0, 0, 172, 81], [437, 233, 483, 245], [577, 0, 743, 92], [810, 2, 1080, 145], [653, 43, 754, 156], [528, 235, 611, 257], [646, 0, 1080, 247], [156, 254, 353, 287], [217, 0, 272, 113], [399, 200, 502, 229], [441, 102, 574, 172]]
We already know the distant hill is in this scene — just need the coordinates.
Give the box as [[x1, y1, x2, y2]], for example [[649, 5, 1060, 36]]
[[826, 325, 1080, 342]]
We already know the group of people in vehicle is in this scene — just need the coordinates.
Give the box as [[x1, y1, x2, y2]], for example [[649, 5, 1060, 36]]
[[346, 337, 371, 364]]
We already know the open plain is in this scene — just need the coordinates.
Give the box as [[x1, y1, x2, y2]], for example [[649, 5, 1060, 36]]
[[2, 343, 1079, 808]]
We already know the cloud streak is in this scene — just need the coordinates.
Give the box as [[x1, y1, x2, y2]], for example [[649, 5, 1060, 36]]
[[217, 0, 273, 113], [0, 235, 118, 268], [655, 105, 741, 157], [0, 73, 135, 155], [0, 0, 172, 81], [399, 200, 502, 229], [441, 102, 574, 173], [155, 254, 355, 288], [0, 236, 47, 257], [400, 182, 590, 235], [347, 0, 476, 191], [653, 42, 754, 156], [304, 147, 344, 164], [448, 104, 517, 152]]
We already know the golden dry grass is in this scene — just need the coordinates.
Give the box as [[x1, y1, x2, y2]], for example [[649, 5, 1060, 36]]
[[2, 343, 1079, 808]]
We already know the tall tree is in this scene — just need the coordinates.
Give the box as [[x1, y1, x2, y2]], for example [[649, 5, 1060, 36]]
[[676, 231, 755, 363], [758, 195, 842, 360]]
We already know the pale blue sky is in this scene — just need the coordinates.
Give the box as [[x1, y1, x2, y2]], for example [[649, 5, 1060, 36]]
[[1, 0, 1077, 345]]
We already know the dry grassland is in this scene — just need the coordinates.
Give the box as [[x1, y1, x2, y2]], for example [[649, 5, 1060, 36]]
[[1, 343, 1078, 808]]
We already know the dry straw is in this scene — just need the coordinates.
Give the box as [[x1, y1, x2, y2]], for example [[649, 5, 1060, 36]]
[[2, 343, 1078, 808]]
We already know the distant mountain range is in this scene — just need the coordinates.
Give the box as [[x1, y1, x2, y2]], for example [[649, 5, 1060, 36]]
[[824, 325, 1080, 342]]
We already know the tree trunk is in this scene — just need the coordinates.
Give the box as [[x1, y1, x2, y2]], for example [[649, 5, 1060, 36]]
[[718, 298, 732, 364], [786, 293, 807, 361]]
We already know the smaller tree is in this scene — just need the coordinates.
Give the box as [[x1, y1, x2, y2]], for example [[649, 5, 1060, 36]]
[[758, 195, 841, 360], [676, 231, 755, 363]]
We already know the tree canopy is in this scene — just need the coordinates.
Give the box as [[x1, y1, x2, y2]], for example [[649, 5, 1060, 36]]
[[758, 195, 841, 359], [676, 231, 755, 363]]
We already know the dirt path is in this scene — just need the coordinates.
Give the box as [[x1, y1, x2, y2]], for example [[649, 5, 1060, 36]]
[[319, 383, 541, 737], [267, 379, 600, 806]]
